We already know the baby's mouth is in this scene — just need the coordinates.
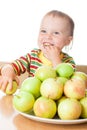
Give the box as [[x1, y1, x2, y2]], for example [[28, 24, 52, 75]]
[[43, 42, 54, 47]]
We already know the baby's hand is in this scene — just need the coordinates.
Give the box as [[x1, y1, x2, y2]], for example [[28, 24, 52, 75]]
[[0, 64, 19, 92], [0, 75, 19, 92], [43, 45, 62, 66]]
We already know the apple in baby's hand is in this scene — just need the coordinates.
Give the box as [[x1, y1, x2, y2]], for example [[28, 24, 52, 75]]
[[58, 98, 82, 120], [80, 97, 87, 118], [33, 96, 56, 118], [35, 66, 57, 81], [40, 78, 64, 100], [6, 81, 18, 95], [85, 90, 87, 97], [64, 78, 86, 100], [20, 77, 41, 99], [56, 63, 74, 78], [13, 91, 35, 112]]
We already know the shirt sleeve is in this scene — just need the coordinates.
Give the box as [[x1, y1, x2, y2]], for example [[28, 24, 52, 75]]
[[62, 53, 76, 69], [11, 53, 31, 75]]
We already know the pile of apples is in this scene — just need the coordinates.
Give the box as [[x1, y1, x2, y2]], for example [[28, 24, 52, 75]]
[[13, 63, 87, 120]]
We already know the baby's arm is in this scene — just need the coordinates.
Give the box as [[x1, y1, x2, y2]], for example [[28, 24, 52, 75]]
[[0, 53, 31, 92]]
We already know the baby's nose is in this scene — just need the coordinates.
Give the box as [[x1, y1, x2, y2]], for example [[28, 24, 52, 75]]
[[46, 33, 52, 39]]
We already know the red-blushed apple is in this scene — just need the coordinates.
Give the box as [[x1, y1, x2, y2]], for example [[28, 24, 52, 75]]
[[64, 78, 86, 100], [6, 81, 18, 95], [20, 77, 41, 99], [56, 63, 74, 78], [58, 98, 82, 120], [34, 66, 57, 81], [71, 71, 87, 88], [40, 78, 64, 100], [13, 91, 35, 112], [80, 97, 87, 118], [33, 96, 56, 118]]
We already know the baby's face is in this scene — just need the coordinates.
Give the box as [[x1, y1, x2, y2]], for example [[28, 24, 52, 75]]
[[38, 15, 72, 52]]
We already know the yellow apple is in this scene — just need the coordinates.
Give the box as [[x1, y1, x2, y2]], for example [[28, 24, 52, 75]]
[[57, 96, 67, 105], [6, 81, 18, 95], [40, 78, 64, 100], [80, 97, 87, 118], [58, 98, 82, 120]]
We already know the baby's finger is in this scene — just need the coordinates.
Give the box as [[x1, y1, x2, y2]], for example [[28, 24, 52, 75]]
[[0, 76, 3, 89], [1, 81, 8, 92], [14, 76, 20, 86], [7, 79, 13, 90]]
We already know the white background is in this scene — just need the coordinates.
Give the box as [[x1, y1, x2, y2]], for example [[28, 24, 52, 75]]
[[0, 0, 87, 65]]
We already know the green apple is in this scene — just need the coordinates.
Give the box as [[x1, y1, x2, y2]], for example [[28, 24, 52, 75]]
[[13, 91, 35, 112], [20, 77, 41, 99], [33, 96, 56, 118], [35, 66, 57, 81], [64, 78, 86, 100], [56, 63, 74, 78], [56, 77, 68, 85], [6, 81, 18, 95], [80, 97, 87, 118], [40, 78, 64, 100], [58, 98, 82, 120]]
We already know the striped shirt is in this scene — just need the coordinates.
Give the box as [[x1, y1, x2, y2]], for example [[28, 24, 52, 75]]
[[11, 48, 76, 76]]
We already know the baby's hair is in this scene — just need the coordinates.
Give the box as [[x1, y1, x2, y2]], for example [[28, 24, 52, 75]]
[[44, 10, 74, 36]]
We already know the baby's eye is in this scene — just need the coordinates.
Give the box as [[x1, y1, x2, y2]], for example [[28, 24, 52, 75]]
[[40, 30, 46, 33], [54, 32, 60, 35]]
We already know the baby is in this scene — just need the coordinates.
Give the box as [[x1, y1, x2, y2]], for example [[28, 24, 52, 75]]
[[0, 10, 75, 92]]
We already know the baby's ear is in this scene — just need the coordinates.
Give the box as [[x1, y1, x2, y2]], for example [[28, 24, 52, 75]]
[[65, 36, 73, 45]]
